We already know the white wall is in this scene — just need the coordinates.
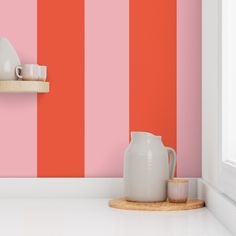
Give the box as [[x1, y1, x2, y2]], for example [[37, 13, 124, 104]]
[[202, 0, 221, 188]]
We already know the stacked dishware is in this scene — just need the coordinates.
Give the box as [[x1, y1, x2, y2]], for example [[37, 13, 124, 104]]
[[0, 37, 47, 81]]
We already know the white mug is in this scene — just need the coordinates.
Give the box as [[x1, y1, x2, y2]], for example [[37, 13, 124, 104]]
[[16, 64, 40, 81]]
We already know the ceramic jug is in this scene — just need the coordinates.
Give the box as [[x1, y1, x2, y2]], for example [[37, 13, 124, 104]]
[[124, 132, 176, 202], [0, 38, 21, 80]]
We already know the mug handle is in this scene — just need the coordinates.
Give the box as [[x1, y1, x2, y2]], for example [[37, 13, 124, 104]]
[[15, 66, 23, 79], [167, 147, 176, 179]]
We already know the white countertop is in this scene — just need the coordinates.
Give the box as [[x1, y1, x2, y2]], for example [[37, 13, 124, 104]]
[[0, 198, 231, 236]]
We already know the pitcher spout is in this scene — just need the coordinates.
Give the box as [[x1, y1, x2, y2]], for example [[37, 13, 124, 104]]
[[131, 131, 161, 137], [131, 131, 161, 140]]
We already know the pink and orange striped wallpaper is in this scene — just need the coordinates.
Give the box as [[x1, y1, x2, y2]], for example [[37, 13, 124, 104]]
[[0, 0, 201, 177]]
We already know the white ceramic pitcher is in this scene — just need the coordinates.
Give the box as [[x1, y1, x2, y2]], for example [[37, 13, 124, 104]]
[[124, 132, 176, 202], [0, 37, 21, 80]]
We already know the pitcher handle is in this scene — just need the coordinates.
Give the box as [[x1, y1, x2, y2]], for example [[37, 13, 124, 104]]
[[167, 147, 176, 179]]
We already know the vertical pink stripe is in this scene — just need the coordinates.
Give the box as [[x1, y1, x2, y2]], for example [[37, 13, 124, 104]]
[[177, 0, 201, 177], [0, 0, 37, 176], [85, 0, 129, 176]]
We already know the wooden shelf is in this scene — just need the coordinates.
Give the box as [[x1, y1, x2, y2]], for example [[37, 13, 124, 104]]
[[0, 81, 49, 93]]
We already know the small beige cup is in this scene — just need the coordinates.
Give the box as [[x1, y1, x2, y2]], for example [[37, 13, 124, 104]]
[[168, 179, 188, 203]]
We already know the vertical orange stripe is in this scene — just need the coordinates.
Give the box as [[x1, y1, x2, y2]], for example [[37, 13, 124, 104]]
[[130, 1, 176, 152], [37, 0, 84, 176]]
